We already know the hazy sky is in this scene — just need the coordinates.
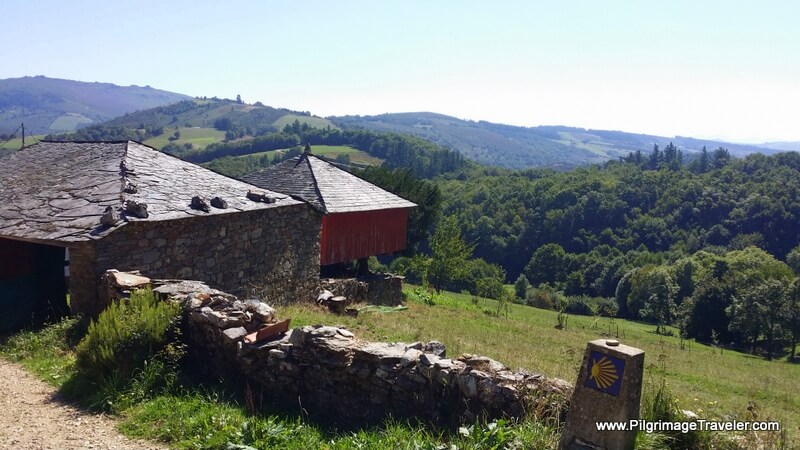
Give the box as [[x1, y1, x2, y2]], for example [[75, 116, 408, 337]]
[[2, 1, 799, 142]]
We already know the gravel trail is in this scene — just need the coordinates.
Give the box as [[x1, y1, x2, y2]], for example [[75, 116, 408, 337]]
[[0, 360, 165, 450]]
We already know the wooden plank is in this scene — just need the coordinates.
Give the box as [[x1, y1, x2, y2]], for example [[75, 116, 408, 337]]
[[243, 318, 291, 345]]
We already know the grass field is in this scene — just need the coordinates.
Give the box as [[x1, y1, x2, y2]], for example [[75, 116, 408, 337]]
[[0, 134, 47, 149], [282, 286, 800, 436], [49, 113, 94, 131], [2, 286, 796, 448], [272, 114, 338, 130], [236, 145, 384, 166], [144, 127, 226, 150], [556, 131, 624, 157], [309, 144, 384, 165]]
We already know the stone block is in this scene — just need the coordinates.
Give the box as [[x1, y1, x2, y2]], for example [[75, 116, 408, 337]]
[[559, 339, 645, 450], [223, 327, 248, 342]]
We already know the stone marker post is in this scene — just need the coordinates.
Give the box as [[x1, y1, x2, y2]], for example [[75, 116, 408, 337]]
[[559, 339, 644, 450]]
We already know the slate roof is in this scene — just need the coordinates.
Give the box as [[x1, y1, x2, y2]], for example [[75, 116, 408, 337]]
[[0, 141, 298, 243], [242, 153, 416, 214]]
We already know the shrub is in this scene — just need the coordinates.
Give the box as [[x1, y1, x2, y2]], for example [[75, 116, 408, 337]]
[[74, 289, 181, 385], [595, 297, 619, 317], [560, 297, 592, 316], [476, 276, 505, 300], [525, 286, 555, 310]]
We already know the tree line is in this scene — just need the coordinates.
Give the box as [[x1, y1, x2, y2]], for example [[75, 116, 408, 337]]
[[173, 121, 467, 178]]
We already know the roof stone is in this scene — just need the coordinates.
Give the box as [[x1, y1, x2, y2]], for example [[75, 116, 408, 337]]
[[0, 141, 299, 243], [242, 154, 417, 214]]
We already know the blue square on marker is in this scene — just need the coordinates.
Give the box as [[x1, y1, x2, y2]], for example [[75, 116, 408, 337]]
[[584, 350, 625, 397]]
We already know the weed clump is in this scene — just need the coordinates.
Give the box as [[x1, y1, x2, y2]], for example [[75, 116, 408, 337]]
[[68, 288, 182, 409]]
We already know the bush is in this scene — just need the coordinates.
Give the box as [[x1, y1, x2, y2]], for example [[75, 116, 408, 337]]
[[476, 276, 505, 300], [74, 289, 181, 385], [595, 298, 619, 317], [564, 297, 594, 316]]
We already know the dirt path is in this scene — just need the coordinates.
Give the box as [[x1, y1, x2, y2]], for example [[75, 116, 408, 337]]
[[0, 360, 165, 450]]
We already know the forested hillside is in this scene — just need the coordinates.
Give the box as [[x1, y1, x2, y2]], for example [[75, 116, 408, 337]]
[[0, 76, 189, 134], [438, 149, 800, 288], [332, 113, 782, 170]]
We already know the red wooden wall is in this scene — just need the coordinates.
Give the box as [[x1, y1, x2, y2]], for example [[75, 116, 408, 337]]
[[320, 208, 409, 265]]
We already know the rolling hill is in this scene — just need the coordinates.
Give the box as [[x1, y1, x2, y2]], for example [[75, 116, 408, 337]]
[[0, 76, 190, 134], [331, 113, 785, 169], [8, 75, 790, 171]]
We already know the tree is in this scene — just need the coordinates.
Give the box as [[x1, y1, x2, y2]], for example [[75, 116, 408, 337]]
[[788, 278, 800, 362], [728, 279, 789, 360], [699, 146, 709, 173], [711, 147, 730, 169], [787, 245, 800, 275], [630, 266, 678, 333], [428, 215, 473, 293], [214, 117, 233, 131], [514, 274, 531, 299], [476, 276, 505, 300], [615, 269, 636, 318], [524, 243, 570, 286], [648, 143, 661, 170]]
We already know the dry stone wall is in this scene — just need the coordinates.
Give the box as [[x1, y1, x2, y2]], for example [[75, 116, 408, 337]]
[[154, 279, 573, 428], [320, 273, 405, 307]]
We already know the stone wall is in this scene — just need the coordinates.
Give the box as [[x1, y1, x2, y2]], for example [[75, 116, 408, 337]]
[[69, 204, 321, 316], [156, 280, 573, 428], [320, 273, 405, 307]]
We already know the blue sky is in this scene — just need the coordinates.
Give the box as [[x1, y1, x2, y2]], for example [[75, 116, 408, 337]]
[[2, 1, 799, 142]]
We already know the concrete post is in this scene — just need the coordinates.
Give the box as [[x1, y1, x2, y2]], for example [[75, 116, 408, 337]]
[[559, 339, 645, 450]]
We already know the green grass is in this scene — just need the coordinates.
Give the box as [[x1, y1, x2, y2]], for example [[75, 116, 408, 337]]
[[2, 288, 795, 449], [272, 114, 338, 131], [283, 286, 800, 439], [49, 113, 94, 131], [556, 131, 623, 157], [0, 134, 47, 149], [0, 317, 83, 386], [144, 127, 226, 150], [234, 145, 384, 166], [309, 144, 384, 165]]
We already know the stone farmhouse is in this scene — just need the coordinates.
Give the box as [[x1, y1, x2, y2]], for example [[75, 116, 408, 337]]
[[0, 140, 321, 329]]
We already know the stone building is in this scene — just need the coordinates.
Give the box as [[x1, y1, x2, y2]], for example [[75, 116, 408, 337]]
[[0, 140, 321, 327], [243, 148, 416, 268]]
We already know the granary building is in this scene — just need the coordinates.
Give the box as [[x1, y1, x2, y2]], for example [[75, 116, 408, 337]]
[[242, 148, 417, 270], [0, 141, 322, 329]]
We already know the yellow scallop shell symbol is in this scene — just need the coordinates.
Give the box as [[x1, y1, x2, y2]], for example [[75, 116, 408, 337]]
[[590, 356, 619, 389]]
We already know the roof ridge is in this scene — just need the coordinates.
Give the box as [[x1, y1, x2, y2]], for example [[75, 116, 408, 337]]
[[304, 154, 327, 213]]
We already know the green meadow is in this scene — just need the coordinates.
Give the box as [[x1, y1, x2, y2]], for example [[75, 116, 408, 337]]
[[272, 114, 338, 130], [144, 127, 226, 150], [283, 286, 800, 434], [2, 286, 796, 449], [0, 134, 47, 149]]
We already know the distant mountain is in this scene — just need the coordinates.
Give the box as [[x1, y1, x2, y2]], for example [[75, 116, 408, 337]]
[[758, 141, 800, 152], [331, 113, 783, 169], [0, 76, 190, 134]]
